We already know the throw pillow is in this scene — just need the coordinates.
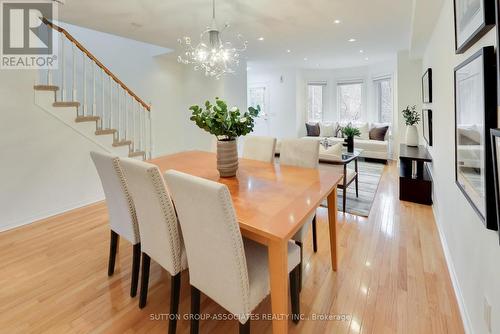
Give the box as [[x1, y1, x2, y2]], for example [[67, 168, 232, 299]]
[[353, 122, 369, 139], [320, 123, 335, 137], [305, 123, 320, 137], [369, 126, 389, 141]]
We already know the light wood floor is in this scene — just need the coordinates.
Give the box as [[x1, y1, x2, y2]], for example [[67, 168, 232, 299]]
[[0, 162, 464, 334]]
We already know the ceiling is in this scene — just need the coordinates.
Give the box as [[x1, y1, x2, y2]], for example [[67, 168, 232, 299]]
[[58, 0, 414, 69]]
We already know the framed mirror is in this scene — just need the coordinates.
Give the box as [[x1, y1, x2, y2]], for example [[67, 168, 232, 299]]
[[454, 46, 497, 230]]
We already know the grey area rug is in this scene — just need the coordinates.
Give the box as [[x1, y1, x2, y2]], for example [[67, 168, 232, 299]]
[[319, 160, 385, 217]]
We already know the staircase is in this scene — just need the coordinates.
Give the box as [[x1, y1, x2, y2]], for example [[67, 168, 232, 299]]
[[34, 19, 152, 160]]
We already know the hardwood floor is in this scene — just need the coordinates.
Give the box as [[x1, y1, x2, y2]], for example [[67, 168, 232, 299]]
[[0, 162, 464, 334]]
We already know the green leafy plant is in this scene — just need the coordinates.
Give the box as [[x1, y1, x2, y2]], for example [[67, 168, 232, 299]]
[[342, 125, 361, 138], [402, 105, 420, 126], [189, 97, 260, 140]]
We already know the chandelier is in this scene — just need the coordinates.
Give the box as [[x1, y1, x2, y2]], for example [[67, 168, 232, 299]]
[[177, 0, 248, 79]]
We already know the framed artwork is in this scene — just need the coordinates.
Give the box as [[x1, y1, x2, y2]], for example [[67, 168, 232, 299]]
[[454, 46, 497, 230], [422, 109, 433, 146], [490, 129, 500, 234], [422, 68, 433, 103], [453, 0, 495, 54]]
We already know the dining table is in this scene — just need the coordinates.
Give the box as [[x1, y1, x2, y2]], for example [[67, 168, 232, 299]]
[[149, 151, 344, 334]]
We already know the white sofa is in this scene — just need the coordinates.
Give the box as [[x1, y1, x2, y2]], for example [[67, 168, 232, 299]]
[[276, 122, 390, 161]]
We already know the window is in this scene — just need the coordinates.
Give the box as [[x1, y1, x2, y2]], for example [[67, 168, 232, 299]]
[[337, 82, 363, 122], [374, 78, 393, 124], [307, 83, 326, 122], [248, 86, 267, 116]]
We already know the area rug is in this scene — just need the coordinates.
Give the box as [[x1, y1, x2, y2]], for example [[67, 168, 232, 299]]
[[319, 160, 385, 217]]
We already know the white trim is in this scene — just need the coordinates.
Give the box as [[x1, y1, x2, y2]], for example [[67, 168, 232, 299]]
[[432, 199, 473, 334], [0, 196, 104, 233]]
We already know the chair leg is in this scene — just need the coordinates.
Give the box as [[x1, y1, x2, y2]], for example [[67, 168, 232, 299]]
[[289, 265, 301, 324], [108, 230, 119, 276], [312, 215, 318, 253], [239, 321, 250, 334], [130, 243, 141, 297], [190, 286, 201, 334], [139, 253, 151, 309], [168, 273, 181, 334], [343, 188, 347, 213], [295, 240, 303, 292]]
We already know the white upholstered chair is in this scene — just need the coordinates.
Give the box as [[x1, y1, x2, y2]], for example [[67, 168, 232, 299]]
[[279, 139, 320, 287], [119, 158, 187, 334], [164, 170, 301, 334], [90, 151, 141, 298], [242, 136, 277, 163]]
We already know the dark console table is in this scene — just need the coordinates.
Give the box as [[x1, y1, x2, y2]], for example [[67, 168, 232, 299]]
[[399, 144, 433, 205]]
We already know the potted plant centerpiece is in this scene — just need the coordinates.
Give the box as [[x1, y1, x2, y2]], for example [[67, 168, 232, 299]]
[[402, 105, 420, 147], [342, 125, 361, 153], [189, 97, 260, 177]]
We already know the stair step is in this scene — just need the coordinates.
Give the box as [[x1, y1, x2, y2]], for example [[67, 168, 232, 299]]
[[113, 140, 132, 147], [129, 151, 146, 158], [75, 116, 100, 123], [95, 129, 117, 136], [53, 101, 80, 108], [34, 85, 59, 91]]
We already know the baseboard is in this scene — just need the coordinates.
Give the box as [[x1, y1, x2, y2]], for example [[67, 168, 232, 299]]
[[432, 201, 473, 334], [0, 196, 104, 233]]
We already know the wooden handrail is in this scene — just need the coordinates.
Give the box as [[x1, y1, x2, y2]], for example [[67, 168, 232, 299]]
[[42, 18, 151, 112]]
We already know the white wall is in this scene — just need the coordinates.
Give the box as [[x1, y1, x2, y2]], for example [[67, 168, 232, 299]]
[[421, 1, 499, 333], [0, 23, 247, 231]]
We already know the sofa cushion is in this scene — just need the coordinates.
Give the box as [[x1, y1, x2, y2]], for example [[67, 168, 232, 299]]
[[369, 126, 389, 141], [305, 123, 320, 137], [319, 123, 336, 137], [353, 138, 388, 152], [352, 122, 369, 139]]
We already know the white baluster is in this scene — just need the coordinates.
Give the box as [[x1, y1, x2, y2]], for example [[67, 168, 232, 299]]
[[117, 83, 121, 140], [124, 92, 128, 140], [60, 33, 65, 101], [148, 109, 152, 159], [129, 96, 134, 148], [140, 107, 144, 151], [83, 55, 87, 116], [72, 43, 76, 102], [109, 76, 113, 129], [92, 62, 96, 117], [101, 68, 105, 129], [47, 69, 52, 85]]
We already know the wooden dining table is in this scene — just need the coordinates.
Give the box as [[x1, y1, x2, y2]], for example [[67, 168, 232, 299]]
[[149, 151, 343, 334]]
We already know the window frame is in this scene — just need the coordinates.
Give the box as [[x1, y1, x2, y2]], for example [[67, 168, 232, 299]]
[[373, 75, 393, 124], [306, 81, 327, 123], [336, 79, 365, 123]]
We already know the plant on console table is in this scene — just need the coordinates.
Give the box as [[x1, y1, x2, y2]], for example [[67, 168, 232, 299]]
[[342, 125, 361, 153], [402, 105, 420, 147], [189, 97, 260, 177]]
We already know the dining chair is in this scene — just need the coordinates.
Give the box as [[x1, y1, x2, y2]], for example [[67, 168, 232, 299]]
[[90, 151, 141, 298], [119, 158, 187, 334], [164, 170, 301, 334], [279, 138, 320, 288], [242, 135, 277, 163]]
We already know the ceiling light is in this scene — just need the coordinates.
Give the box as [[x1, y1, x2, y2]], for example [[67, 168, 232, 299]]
[[177, 0, 247, 79], [286, 49, 291, 53], [334, 19, 341, 24], [304, 57, 308, 61], [348, 38, 356, 42], [365, 57, 369, 61], [258, 37, 264, 41], [359, 50, 364, 53]]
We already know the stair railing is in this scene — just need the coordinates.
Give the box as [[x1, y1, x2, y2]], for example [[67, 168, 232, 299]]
[[39, 18, 152, 159]]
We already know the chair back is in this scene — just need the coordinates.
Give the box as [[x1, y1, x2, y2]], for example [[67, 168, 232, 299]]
[[164, 170, 251, 318], [119, 158, 184, 275], [279, 138, 320, 168], [242, 136, 277, 163], [90, 151, 139, 244]]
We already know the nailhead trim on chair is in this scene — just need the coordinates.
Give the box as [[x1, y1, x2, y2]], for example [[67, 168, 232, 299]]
[[112, 157, 140, 244], [147, 167, 182, 274], [219, 186, 251, 321]]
